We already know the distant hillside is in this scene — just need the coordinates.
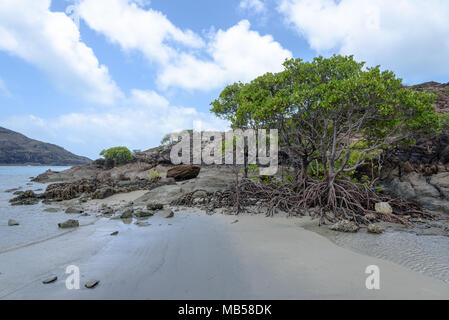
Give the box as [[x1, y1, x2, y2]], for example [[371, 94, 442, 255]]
[[409, 81, 449, 114], [0, 127, 91, 166]]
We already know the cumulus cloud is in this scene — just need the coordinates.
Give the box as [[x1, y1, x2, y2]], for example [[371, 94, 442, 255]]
[[2, 90, 229, 158], [77, 1, 291, 91], [239, 0, 267, 13], [0, 0, 122, 105], [278, 0, 449, 83], [158, 20, 293, 90], [78, 0, 205, 65]]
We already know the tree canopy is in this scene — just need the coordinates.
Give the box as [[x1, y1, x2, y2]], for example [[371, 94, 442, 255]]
[[211, 55, 439, 183], [100, 146, 133, 165]]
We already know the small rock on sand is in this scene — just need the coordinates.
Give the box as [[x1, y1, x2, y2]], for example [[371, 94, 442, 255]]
[[110, 231, 119, 236], [231, 220, 239, 224], [8, 219, 19, 226], [134, 210, 154, 218], [135, 221, 150, 227], [158, 208, 174, 218], [375, 202, 393, 215], [44, 208, 60, 213], [120, 208, 133, 219], [367, 224, 384, 234], [58, 219, 79, 229], [147, 203, 163, 211], [42, 276, 58, 284], [329, 220, 359, 233], [65, 207, 83, 214], [85, 280, 100, 289]]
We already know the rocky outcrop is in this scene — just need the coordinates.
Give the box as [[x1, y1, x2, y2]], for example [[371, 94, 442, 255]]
[[9, 190, 40, 206], [167, 165, 201, 181], [378, 133, 449, 214]]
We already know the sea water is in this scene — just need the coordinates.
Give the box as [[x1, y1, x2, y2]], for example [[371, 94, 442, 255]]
[[0, 166, 71, 252]]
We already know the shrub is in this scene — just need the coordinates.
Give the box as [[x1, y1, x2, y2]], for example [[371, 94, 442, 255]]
[[148, 170, 161, 183], [100, 147, 133, 165], [439, 113, 449, 131]]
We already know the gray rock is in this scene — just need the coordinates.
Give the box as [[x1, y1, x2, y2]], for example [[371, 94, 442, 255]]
[[8, 219, 19, 226], [58, 219, 79, 228], [110, 231, 119, 236], [146, 203, 163, 211], [375, 202, 393, 215], [135, 221, 150, 227], [329, 220, 359, 233], [120, 208, 133, 219], [44, 208, 60, 213], [85, 280, 100, 289], [430, 172, 449, 189], [134, 210, 154, 218], [367, 224, 384, 234], [42, 276, 58, 284], [65, 207, 83, 214], [158, 208, 174, 218]]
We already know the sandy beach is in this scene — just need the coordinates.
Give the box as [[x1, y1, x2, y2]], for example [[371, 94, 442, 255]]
[[1, 191, 448, 300]]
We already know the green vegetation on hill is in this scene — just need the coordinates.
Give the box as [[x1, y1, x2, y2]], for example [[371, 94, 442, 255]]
[[0, 126, 91, 166]]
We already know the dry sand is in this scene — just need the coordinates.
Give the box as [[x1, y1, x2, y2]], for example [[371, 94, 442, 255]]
[[0, 192, 448, 300]]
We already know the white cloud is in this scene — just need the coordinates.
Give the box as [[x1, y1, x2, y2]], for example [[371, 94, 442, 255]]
[[0, 0, 122, 105], [77, 1, 291, 91], [239, 0, 267, 13], [158, 20, 293, 90], [278, 0, 449, 83], [77, 0, 204, 65], [1, 90, 228, 158]]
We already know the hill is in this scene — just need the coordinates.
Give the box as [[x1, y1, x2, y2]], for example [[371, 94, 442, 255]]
[[0, 126, 91, 166]]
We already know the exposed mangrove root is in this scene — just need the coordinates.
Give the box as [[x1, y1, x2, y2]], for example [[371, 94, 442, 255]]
[[172, 177, 433, 226]]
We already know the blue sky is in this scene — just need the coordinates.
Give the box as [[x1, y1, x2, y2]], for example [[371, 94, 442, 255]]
[[1, 0, 449, 159]]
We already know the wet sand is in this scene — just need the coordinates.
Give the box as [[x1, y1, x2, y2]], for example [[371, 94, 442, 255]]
[[1, 193, 448, 299]]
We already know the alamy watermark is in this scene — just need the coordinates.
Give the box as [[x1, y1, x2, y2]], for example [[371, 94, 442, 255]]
[[365, 265, 380, 290], [169, 129, 279, 176]]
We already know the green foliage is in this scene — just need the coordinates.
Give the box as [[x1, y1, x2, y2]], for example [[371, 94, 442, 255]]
[[100, 147, 133, 164], [148, 169, 161, 183], [210, 55, 439, 181], [439, 113, 449, 131]]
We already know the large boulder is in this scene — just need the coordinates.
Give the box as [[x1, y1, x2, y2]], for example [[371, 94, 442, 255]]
[[167, 165, 201, 181]]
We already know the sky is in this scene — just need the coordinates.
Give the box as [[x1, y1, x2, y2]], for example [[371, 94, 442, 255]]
[[1, 0, 449, 159]]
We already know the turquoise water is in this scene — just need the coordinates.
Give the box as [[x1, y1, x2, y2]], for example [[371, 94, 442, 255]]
[[0, 166, 71, 251]]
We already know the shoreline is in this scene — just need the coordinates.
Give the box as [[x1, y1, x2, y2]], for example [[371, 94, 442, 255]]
[[1, 190, 448, 299]]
